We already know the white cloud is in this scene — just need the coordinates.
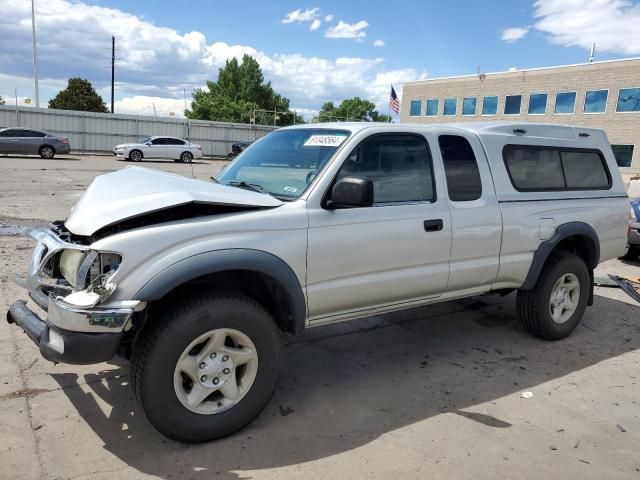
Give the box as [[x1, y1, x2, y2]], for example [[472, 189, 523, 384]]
[[0, 0, 423, 116], [282, 7, 319, 24], [310, 18, 322, 31], [115, 96, 187, 117], [324, 14, 334, 22], [533, 0, 640, 54], [325, 20, 369, 40], [373, 39, 385, 47], [501, 27, 529, 42]]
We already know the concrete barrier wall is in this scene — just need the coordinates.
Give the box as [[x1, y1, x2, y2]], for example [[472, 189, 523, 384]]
[[0, 105, 275, 156]]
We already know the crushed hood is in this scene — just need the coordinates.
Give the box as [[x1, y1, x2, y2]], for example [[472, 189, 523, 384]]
[[65, 166, 283, 236]]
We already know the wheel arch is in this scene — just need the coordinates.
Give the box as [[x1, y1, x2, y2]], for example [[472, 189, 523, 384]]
[[521, 221, 600, 291], [134, 249, 306, 335]]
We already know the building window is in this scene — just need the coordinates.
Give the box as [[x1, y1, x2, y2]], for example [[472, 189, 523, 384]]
[[616, 88, 640, 112], [503, 145, 611, 191], [584, 89, 608, 113], [482, 96, 498, 115], [504, 95, 522, 115], [528, 93, 548, 115], [462, 97, 477, 116], [410, 100, 422, 116], [554, 92, 577, 114], [611, 144, 634, 167], [426, 99, 439, 116], [439, 135, 482, 201], [443, 98, 457, 116]]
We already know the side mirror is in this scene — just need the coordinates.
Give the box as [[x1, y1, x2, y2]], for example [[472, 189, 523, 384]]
[[145, 142, 152, 146], [327, 176, 373, 209]]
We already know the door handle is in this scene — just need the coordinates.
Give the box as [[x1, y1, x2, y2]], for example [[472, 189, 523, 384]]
[[423, 219, 443, 232]]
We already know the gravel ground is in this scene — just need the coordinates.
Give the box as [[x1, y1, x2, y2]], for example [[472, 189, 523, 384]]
[[0, 153, 639, 480]]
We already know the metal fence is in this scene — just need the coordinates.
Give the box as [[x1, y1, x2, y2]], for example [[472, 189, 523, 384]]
[[0, 105, 275, 156]]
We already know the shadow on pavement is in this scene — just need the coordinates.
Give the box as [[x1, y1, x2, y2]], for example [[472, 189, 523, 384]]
[[0, 154, 81, 161], [51, 294, 640, 479]]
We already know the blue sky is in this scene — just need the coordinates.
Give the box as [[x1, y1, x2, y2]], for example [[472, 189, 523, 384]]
[[1, 0, 638, 117]]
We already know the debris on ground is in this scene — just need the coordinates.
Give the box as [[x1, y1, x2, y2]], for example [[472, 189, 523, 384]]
[[617, 424, 627, 433], [520, 391, 534, 399], [605, 275, 640, 303]]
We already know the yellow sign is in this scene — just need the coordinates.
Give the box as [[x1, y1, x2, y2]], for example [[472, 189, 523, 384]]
[[24, 98, 32, 104]]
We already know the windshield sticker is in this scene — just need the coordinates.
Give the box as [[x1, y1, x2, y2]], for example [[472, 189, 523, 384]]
[[283, 186, 298, 193], [304, 135, 347, 147]]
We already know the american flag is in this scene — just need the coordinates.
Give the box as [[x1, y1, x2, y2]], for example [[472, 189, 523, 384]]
[[389, 86, 400, 114]]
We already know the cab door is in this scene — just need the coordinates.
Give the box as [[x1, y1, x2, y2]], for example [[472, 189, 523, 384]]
[[305, 133, 452, 323], [436, 132, 502, 292]]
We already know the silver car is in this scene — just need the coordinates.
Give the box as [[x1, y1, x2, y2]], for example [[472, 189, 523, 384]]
[[0, 128, 71, 159]]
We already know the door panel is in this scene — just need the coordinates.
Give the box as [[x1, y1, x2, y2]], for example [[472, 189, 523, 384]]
[[146, 138, 166, 158], [437, 133, 502, 291], [306, 133, 452, 322], [307, 203, 451, 320]]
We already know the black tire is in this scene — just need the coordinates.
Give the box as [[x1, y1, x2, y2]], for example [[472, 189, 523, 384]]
[[39, 145, 55, 159], [180, 151, 193, 163], [516, 252, 590, 340], [128, 149, 143, 162], [130, 294, 280, 443], [622, 245, 640, 260]]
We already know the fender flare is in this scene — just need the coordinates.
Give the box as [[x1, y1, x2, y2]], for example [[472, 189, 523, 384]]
[[134, 249, 306, 334], [521, 221, 600, 290]]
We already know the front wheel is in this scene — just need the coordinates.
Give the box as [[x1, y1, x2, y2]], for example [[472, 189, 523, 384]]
[[128, 149, 143, 162], [131, 294, 280, 443], [516, 252, 590, 340], [622, 245, 640, 260]]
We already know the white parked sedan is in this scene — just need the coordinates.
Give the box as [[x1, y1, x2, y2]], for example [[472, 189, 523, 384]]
[[113, 136, 203, 163]]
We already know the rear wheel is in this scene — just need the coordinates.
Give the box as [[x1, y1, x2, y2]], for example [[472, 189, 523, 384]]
[[128, 149, 143, 162], [180, 151, 193, 163], [39, 145, 55, 159], [516, 252, 590, 340], [131, 294, 280, 443]]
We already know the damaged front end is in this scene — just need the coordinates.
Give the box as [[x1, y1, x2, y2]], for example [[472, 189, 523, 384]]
[[7, 226, 139, 364]]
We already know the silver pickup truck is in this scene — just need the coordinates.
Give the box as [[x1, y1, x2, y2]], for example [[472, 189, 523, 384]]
[[7, 122, 629, 442]]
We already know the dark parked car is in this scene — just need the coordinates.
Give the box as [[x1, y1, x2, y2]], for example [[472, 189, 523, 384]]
[[226, 141, 253, 159], [0, 128, 70, 159]]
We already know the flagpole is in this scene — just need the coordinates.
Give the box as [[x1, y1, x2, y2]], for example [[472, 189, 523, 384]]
[[388, 84, 392, 123]]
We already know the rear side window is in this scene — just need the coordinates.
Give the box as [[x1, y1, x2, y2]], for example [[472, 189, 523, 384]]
[[439, 135, 482, 201], [503, 146, 611, 191], [337, 134, 435, 204], [22, 130, 46, 137]]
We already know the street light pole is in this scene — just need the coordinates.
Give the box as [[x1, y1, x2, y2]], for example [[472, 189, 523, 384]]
[[31, 0, 40, 108]]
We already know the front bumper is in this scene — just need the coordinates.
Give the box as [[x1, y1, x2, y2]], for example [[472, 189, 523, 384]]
[[7, 300, 125, 365]]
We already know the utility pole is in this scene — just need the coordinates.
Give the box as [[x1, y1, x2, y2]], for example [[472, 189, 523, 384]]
[[31, 0, 40, 108], [111, 35, 115, 113]]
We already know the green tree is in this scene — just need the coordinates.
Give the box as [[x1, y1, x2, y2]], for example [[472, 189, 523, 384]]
[[318, 97, 390, 122], [48, 78, 108, 113], [186, 54, 303, 125]]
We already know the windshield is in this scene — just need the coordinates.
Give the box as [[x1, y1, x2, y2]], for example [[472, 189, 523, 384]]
[[140, 136, 152, 144], [216, 128, 350, 200]]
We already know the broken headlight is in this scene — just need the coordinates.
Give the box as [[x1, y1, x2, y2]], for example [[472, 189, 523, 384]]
[[59, 249, 122, 290]]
